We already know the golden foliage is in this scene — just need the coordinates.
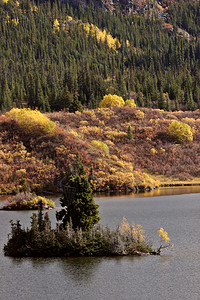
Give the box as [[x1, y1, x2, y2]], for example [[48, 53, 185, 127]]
[[96, 107, 115, 118], [134, 110, 145, 120], [160, 147, 165, 153], [120, 217, 145, 242], [150, 148, 158, 155], [79, 120, 88, 126], [157, 227, 174, 250], [79, 126, 101, 135], [84, 110, 97, 120], [69, 129, 79, 137], [66, 16, 73, 21], [168, 120, 193, 142], [134, 170, 159, 189], [103, 130, 126, 141], [124, 99, 136, 107], [126, 40, 130, 47], [181, 117, 195, 125], [104, 139, 114, 147], [53, 19, 60, 32], [6, 108, 56, 135], [157, 228, 170, 243], [81, 22, 121, 50], [91, 140, 109, 154], [99, 94, 125, 108], [12, 18, 19, 26]]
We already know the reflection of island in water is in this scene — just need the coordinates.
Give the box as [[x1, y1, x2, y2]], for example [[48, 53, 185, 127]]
[[95, 185, 200, 199]]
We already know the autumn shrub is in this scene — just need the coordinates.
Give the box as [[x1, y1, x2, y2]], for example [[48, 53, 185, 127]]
[[99, 94, 125, 108], [134, 110, 145, 120], [168, 120, 193, 142], [124, 99, 136, 108], [91, 140, 109, 154], [6, 108, 56, 136]]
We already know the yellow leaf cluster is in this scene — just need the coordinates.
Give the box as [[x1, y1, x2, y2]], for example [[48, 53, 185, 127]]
[[30, 4, 38, 12], [56, 145, 69, 156], [150, 148, 157, 155], [81, 23, 121, 50], [160, 147, 165, 153], [79, 126, 101, 135], [97, 107, 115, 118], [84, 110, 97, 120], [124, 99, 136, 107], [157, 228, 170, 243], [79, 120, 88, 126], [6, 108, 56, 136], [91, 140, 109, 154], [126, 40, 130, 47], [120, 217, 145, 242], [168, 120, 193, 142], [104, 130, 126, 141], [104, 139, 114, 147], [53, 19, 60, 32], [69, 129, 79, 137], [181, 117, 195, 125], [134, 110, 145, 120], [12, 18, 19, 26], [66, 16, 73, 21], [99, 94, 125, 108]]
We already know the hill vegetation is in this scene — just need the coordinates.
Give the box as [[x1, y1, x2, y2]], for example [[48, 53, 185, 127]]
[[1, 0, 200, 112], [1, 106, 200, 194]]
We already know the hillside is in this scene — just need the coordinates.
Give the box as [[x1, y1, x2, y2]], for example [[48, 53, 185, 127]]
[[1, 0, 200, 112], [1, 107, 200, 194]]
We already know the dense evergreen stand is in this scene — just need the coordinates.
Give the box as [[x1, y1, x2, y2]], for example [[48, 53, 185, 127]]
[[0, 0, 200, 112]]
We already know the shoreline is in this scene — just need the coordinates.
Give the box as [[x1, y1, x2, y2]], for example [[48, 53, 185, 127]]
[[1, 182, 200, 198]]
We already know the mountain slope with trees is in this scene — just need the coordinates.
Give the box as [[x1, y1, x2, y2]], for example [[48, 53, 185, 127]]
[[1, 0, 200, 112]]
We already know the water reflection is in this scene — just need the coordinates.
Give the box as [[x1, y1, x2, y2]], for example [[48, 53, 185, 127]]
[[95, 185, 200, 198], [58, 257, 102, 281]]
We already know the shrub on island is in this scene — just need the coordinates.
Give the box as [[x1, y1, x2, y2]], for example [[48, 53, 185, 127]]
[[0, 192, 55, 210], [3, 212, 154, 257]]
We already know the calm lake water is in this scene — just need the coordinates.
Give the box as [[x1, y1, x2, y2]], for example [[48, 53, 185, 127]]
[[0, 187, 200, 300]]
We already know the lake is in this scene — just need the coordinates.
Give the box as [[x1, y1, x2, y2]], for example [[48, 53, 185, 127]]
[[0, 187, 200, 300]]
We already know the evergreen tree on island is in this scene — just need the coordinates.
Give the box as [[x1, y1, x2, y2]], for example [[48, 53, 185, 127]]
[[56, 159, 100, 231]]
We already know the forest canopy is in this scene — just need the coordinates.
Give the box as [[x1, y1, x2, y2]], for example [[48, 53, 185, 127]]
[[0, 0, 200, 112]]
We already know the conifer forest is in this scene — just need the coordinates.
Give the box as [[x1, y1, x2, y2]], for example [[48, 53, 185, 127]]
[[1, 0, 200, 112]]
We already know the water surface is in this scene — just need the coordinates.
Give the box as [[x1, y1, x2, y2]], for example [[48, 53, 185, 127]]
[[0, 187, 200, 300]]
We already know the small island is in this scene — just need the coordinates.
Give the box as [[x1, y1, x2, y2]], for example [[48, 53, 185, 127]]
[[0, 192, 55, 210], [3, 162, 172, 257]]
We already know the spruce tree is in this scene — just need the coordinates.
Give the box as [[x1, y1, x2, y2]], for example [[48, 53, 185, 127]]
[[56, 175, 100, 231], [69, 95, 83, 113], [56, 156, 100, 231], [127, 125, 134, 141], [158, 90, 165, 110]]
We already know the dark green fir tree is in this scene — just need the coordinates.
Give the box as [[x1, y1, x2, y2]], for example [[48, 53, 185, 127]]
[[56, 174, 100, 231], [127, 125, 134, 141]]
